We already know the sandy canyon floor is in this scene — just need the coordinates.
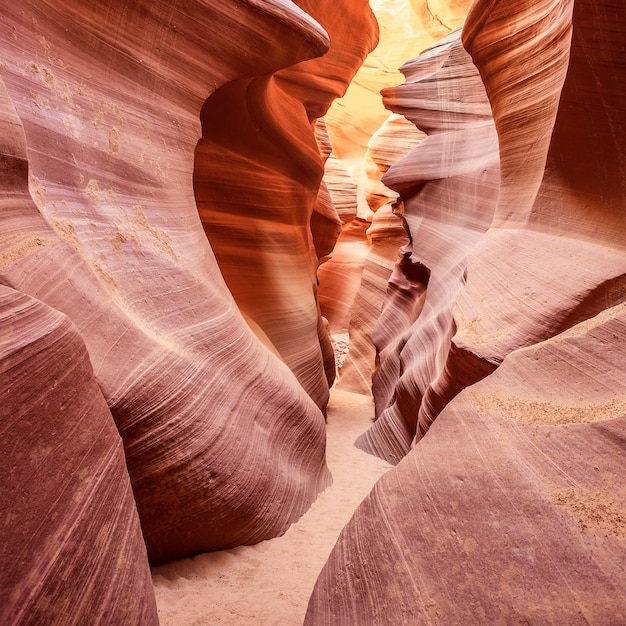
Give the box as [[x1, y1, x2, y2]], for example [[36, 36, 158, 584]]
[[151, 389, 391, 625]]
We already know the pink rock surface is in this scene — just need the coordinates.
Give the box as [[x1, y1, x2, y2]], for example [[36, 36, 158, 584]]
[[0, 0, 338, 569], [453, 0, 626, 410], [307, 0, 626, 622], [356, 27, 500, 462], [194, 0, 378, 411], [307, 304, 626, 624], [356, 0, 625, 463], [0, 286, 158, 624], [329, 114, 424, 395]]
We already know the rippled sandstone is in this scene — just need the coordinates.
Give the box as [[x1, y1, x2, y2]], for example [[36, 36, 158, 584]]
[[356, 26, 501, 461], [1, 0, 624, 623], [307, 0, 626, 623], [0, 0, 376, 617]]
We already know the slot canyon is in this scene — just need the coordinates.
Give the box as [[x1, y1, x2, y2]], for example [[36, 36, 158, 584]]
[[1, 0, 625, 623]]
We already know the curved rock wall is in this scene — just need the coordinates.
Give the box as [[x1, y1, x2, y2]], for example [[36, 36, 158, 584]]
[[455, 0, 626, 389], [529, 0, 626, 247], [356, 27, 501, 462], [307, 304, 626, 624], [0, 0, 373, 599], [307, 0, 626, 622], [0, 286, 158, 624], [195, 0, 378, 411]]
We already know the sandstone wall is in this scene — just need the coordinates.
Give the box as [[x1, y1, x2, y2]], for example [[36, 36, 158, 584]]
[[0, 0, 376, 618], [0, 285, 158, 624], [307, 0, 626, 622]]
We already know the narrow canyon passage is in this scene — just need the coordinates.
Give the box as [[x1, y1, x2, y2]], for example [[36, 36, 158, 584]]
[[151, 389, 390, 625], [1, 0, 625, 624]]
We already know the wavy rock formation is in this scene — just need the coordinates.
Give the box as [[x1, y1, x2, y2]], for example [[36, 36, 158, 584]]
[[0, 0, 364, 578], [195, 0, 378, 411], [317, 1, 473, 401], [307, 304, 626, 624], [458, 1, 626, 363], [313, 119, 350, 267], [307, 0, 626, 622], [326, 114, 423, 394], [356, 27, 501, 462], [0, 286, 158, 624], [454, 0, 626, 408]]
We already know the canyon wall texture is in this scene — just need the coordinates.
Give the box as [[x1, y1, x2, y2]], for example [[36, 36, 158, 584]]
[[0, 0, 376, 618], [357, 26, 501, 461], [195, 0, 378, 410], [318, 0, 473, 396], [0, 285, 158, 624], [2, 0, 624, 622], [307, 0, 626, 622]]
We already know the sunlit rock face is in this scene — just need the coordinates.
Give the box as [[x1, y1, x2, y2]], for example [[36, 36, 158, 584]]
[[194, 0, 378, 411], [322, 113, 423, 394], [317, 0, 473, 397], [0, 0, 373, 585], [325, 0, 472, 183], [308, 305, 626, 624], [307, 0, 626, 622], [355, 27, 501, 462], [0, 286, 158, 624]]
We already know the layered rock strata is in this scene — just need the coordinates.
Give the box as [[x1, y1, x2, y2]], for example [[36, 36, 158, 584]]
[[356, 28, 501, 462], [313, 119, 350, 266], [307, 304, 626, 624], [195, 0, 378, 412], [0, 286, 158, 624], [0, 0, 374, 582], [307, 0, 626, 622], [453, 0, 626, 406]]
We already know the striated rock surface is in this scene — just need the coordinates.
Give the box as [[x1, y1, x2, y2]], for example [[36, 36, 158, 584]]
[[329, 114, 423, 394], [527, 0, 626, 247], [0, 286, 158, 624], [307, 304, 626, 624], [452, 0, 626, 402], [195, 0, 378, 411], [357, 0, 626, 462], [356, 27, 501, 462], [318, 0, 474, 401], [308, 0, 626, 623], [0, 0, 363, 572], [313, 118, 350, 267]]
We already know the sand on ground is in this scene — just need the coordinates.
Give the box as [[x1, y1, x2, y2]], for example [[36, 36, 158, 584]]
[[151, 388, 391, 625]]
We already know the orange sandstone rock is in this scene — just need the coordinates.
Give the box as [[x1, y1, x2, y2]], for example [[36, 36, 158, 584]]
[[194, 0, 378, 411], [307, 0, 626, 623], [307, 306, 626, 624], [0, 0, 335, 571], [357, 28, 500, 462]]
